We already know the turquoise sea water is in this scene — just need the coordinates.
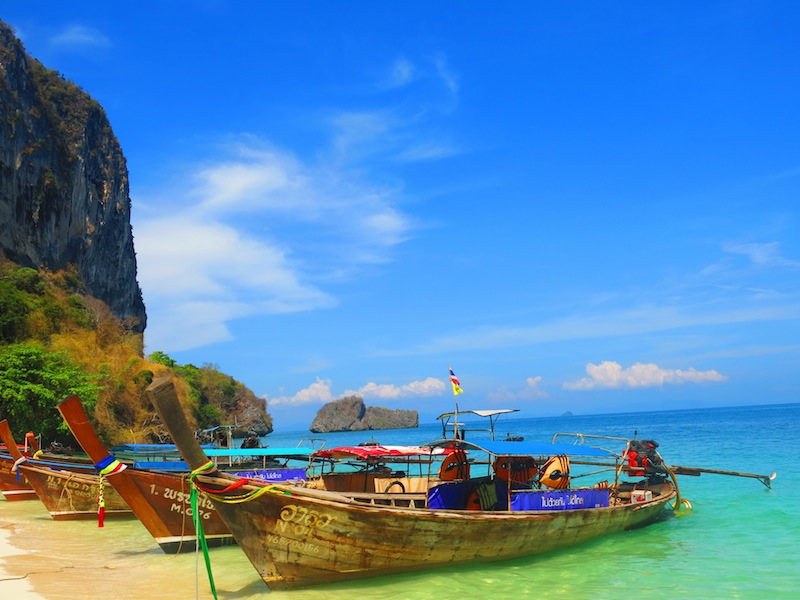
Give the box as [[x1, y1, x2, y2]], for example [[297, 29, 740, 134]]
[[2, 403, 798, 599]]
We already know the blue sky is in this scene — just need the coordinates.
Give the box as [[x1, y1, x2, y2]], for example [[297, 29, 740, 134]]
[[5, 2, 799, 430]]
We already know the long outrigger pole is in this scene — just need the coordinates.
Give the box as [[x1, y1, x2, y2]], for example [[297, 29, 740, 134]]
[[668, 465, 777, 489], [554, 432, 777, 489], [568, 459, 777, 489], [571, 460, 778, 489]]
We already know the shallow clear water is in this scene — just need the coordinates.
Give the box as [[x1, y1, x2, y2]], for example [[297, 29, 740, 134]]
[[2, 403, 798, 599]]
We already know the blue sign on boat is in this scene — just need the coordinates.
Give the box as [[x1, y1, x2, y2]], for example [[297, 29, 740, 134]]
[[230, 468, 307, 482], [510, 488, 610, 511]]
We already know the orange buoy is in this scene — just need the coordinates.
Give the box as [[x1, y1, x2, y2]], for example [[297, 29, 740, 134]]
[[627, 451, 644, 476], [492, 455, 538, 485], [439, 449, 470, 481], [539, 454, 570, 489]]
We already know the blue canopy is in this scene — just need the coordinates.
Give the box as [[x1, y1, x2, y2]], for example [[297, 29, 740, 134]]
[[205, 447, 314, 458], [111, 443, 214, 453]]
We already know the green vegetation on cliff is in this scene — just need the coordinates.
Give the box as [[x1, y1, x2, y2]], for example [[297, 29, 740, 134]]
[[0, 260, 272, 446]]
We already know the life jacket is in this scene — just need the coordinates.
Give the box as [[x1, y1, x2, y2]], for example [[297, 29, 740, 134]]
[[627, 438, 662, 477], [627, 451, 645, 476], [539, 454, 570, 489], [439, 449, 470, 481], [466, 482, 499, 511], [492, 455, 538, 485]]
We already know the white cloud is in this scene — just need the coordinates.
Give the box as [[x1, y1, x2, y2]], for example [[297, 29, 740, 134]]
[[267, 378, 336, 407], [723, 241, 800, 268], [563, 361, 727, 391], [195, 152, 302, 212], [487, 376, 549, 402], [347, 377, 446, 400], [396, 141, 461, 162], [386, 57, 416, 88], [135, 136, 419, 352], [134, 52, 461, 353], [136, 213, 335, 352], [434, 54, 459, 96], [51, 25, 110, 48], [330, 111, 393, 161], [267, 376, 445, 407], [525, 376, 546, 394]]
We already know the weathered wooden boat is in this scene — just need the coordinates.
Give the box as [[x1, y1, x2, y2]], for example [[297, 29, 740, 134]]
[[0, 422, 132, 521], [0, 421, 40, 501], [56, 395, 234, 551], [147, 377, 693, 591], [56, 394, 315, 552], [15, 461, 133, 521], [0, 454, 37, 501]]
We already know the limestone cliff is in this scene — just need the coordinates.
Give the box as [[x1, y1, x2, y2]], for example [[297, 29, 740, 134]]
[[0, 21, 146, 331], [309, 395, 418, 433]]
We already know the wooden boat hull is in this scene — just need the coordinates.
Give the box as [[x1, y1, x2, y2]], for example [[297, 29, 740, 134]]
[[0, 455, 38, 501], [99, 467, 234, 552], [18, 464, 132, 520], [56, 394, 234, 552], [200, 478, 675, 590]]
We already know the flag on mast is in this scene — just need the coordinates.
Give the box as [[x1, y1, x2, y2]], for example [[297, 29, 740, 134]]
[[449, 366, 463, 396]]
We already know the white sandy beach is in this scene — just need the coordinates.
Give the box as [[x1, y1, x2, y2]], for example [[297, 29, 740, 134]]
[[0, 498, 269, 600], [0, 511, 44, 598]]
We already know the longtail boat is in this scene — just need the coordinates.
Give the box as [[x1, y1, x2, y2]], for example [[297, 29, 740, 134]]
[[149, 377, 738, 591], [56, 394, 316, 552], [0, 422, 131, 521], [16, 462, 132, 521], [0, 454, 37, 501], [56, 395, 234, 551], [149, 377, 777, 591], [0, 421, 39, 501]]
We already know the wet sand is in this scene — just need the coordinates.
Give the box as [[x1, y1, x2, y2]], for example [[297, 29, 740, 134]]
[[0, 509, 41, 598]]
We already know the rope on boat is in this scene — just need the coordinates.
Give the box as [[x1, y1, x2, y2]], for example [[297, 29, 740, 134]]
[[184, 460, 297, 600], [187, 461, 218, 600], [10, 456, 25, 480], [183, 461, 294, 599], [189, 460, 292, 504]]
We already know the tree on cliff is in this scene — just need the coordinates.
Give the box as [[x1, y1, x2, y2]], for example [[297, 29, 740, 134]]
[[0, 344, 100, 441]]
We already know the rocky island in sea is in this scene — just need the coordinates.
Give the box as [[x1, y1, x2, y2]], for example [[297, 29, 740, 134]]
[[309, 395, 418, 433]]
